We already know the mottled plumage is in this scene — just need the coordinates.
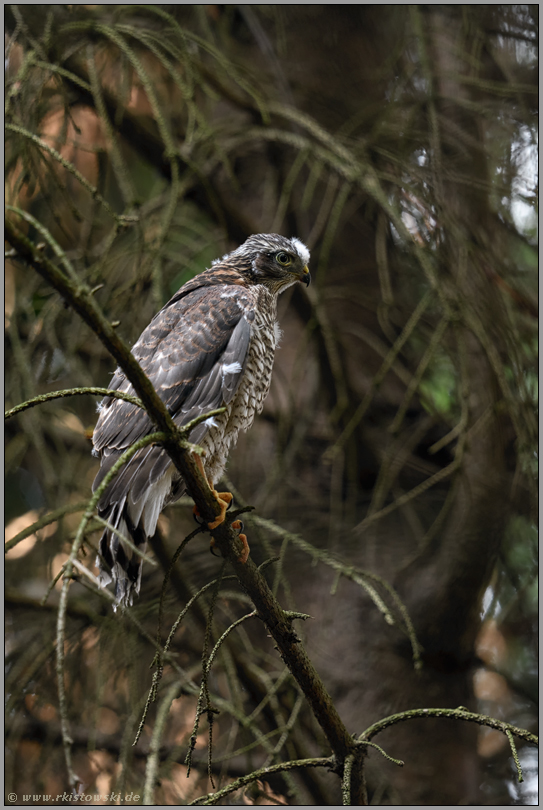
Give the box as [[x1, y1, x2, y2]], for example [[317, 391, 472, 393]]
[[93, 234, 310, 605]]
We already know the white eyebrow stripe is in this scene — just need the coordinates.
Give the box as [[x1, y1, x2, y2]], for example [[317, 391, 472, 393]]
[[290, 237, 310, 265]]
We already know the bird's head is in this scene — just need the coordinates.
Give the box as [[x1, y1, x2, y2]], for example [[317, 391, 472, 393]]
[[218, 234, 311, 294]]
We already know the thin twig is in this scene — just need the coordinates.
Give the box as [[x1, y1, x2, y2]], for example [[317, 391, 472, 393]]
[[142, 681, 183, 805], [360, 707, 538, 747], [506, 729, 524, 783], [188, 756, 334, 806], [5, 500, 88, 553]]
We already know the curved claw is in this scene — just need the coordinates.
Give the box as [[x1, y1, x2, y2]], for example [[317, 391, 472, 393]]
[[206, 518, 250, 563], [209, 538, 221, 557], [192, 505, 205, 525]]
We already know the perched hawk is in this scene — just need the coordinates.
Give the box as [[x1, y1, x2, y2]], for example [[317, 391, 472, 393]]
[[92, 234, 311, 606]]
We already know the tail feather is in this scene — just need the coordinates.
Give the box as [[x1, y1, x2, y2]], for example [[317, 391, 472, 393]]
[[97, 499, 147, 608], [96, 468, 177, 607]]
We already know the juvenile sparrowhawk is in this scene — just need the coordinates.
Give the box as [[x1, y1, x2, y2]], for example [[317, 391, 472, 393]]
[[92, 234, 311, 605]]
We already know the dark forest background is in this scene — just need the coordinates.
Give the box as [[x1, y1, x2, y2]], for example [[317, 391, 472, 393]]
[[5, 5, 538, 806]]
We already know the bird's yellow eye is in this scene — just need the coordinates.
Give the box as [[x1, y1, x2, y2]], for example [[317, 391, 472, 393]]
[[275, 251, 292, 266]]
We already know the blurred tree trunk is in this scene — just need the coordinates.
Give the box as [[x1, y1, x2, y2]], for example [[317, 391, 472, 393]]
[[224, 6, 532, 804]]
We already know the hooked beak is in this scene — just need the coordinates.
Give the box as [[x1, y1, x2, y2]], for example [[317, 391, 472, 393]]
[[300, 265, 311, 287]]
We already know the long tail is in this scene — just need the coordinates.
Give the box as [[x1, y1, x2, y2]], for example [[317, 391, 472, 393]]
[[96, 499, 149, 608], [93, 439, 185, 606]]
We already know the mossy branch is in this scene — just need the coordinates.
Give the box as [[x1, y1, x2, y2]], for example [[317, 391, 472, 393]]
[[188, 756, 334, 806], [5, 387, 145, 420], [360, 706, 538, 748], [358, 707, 537, 787]]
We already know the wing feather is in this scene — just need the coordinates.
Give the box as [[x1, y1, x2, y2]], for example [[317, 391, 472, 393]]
[[93, 283, 253, 509], [94, 285, 252, 451]]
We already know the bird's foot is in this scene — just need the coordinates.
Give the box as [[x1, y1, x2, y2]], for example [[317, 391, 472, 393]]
[[192, 490, 233, 530], [207, 490, 233, 529], [191, 451, 232, 526], [203, 515, 250, 563], [190, 452, 247, 559], [191, 452, 233, 529]]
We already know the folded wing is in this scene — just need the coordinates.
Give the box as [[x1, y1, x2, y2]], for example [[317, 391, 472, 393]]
[[92, 282, 253, 604]]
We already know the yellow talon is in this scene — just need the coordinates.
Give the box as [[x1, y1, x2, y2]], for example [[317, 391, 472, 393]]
[[207, 491, 233, 530]]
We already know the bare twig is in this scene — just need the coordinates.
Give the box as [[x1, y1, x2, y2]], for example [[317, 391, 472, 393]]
[[360, 707, 538, 747], [188, 756, 334, 806]]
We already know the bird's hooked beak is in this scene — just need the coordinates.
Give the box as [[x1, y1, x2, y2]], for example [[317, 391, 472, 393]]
[[300, 265, 311, 287]]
